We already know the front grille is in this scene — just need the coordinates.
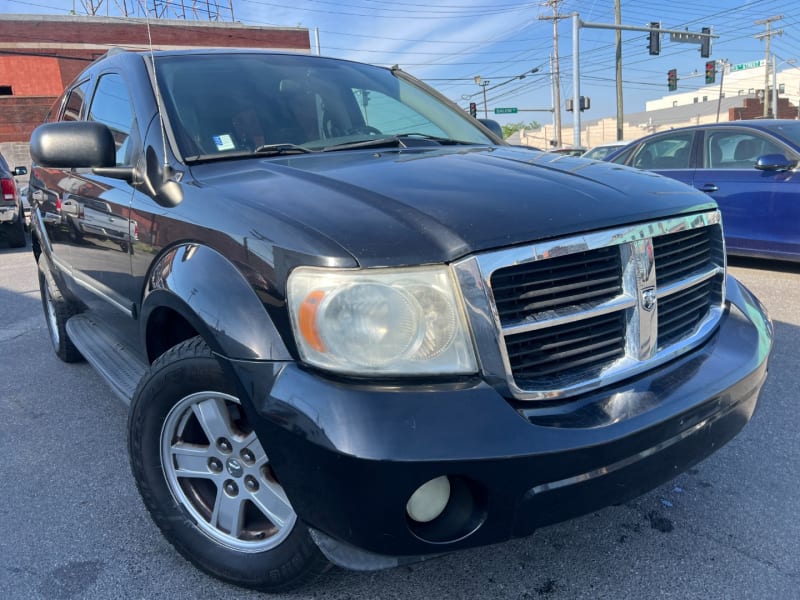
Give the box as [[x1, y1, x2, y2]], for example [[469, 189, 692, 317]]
[[657, 279, 715, 349], [653, 227, 715, 287], [491, 246, 621, 326], [455, 211, 725, 401], [506, 312, 625, 388]]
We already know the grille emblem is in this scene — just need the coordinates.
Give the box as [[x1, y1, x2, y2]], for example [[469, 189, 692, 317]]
[[641, 287, 657, 311]]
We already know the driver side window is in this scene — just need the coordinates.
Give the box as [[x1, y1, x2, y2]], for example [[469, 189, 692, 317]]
[[705, 131, 785, 169]]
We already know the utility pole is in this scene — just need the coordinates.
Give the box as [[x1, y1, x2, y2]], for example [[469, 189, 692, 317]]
[[480, 80, 490, 118], [472, 77, 491, 119], [614, 0, 623, 141], [716, 59, 727, 122], [755, 15, 783, 118], [539, 1, 567, 147], [772, 54, 778, 118]]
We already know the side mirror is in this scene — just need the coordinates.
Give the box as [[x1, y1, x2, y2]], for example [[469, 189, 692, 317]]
[[478, 118, 503, 140], [755, 154, 795, 172], [30, 122, 116, 169], [13, 166, 27, 176]]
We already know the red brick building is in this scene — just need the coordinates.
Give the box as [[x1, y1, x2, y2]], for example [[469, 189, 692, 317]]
[[0, 14, 310, 168]]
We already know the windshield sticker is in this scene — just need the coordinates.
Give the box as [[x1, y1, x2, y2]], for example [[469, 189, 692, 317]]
[[212, 134, 235, 151]]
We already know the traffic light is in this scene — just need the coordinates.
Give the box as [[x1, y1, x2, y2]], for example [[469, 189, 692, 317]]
[[469, 102, 477, 117], [705, 60, 716, 84], [700, 27, 711, 58], [566, 97, 591, 112], [667, 69, 678, 92], [648, 22, 660, 55]]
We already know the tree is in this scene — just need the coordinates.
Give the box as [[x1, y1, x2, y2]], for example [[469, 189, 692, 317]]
[[501, 120, 541, 139]]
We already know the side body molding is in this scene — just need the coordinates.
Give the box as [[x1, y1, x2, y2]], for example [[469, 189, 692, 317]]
[[141, 243, 292, 361]]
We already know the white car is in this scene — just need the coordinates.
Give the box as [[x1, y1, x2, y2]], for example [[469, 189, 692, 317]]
[[582, 140, 631, 160]]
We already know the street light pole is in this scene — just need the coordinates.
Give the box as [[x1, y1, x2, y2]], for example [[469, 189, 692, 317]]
[[474, 76, 491, 119], [472, 68, 540, 118]]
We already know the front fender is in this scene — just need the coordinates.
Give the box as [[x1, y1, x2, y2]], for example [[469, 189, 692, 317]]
[[141, 243, 292, 361]]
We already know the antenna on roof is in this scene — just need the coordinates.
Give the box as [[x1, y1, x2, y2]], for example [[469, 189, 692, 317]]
[[138, 1, 182, 207], [142, 5, 169, 175]]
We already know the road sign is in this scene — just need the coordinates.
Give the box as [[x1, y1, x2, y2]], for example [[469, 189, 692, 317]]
[[732, 60, 763, 71], [494, 107, 518, 114]]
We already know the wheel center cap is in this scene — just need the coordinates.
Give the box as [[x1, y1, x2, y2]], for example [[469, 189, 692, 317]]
[[226, 458, 244, 478]]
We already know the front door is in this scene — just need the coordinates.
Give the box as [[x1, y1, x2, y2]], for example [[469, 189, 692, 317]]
[[63, 72, 139, 312]]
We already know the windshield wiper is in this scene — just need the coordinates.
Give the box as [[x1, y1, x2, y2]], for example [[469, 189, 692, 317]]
[[321, 133, 474, 152], [254, 143, 314, 156], [183, 144, 314, 164], [392, 132, 474, 145]]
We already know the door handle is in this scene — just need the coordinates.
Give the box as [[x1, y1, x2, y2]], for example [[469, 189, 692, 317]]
[[698, 184, 719, 193]]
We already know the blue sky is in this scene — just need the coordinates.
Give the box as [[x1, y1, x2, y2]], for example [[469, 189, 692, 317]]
[[3, 0, 799, 128]]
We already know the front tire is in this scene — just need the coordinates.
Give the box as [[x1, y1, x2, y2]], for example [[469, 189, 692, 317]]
[[128, 338, 329, 591]]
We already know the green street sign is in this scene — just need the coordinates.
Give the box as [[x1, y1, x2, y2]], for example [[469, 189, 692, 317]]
[[733, 60, 763, 71], [494, 107, 518, 114]]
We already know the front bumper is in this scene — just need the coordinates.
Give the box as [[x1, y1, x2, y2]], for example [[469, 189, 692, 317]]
[[228, 275, 772, 566]]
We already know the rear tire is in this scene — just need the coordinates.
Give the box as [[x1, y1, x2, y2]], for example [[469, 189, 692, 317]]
[[128, 337, 329, 592], [38, 268, 83, 362]]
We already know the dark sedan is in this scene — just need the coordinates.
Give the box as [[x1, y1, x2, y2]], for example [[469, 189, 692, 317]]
[[606, 120, 800, 262]]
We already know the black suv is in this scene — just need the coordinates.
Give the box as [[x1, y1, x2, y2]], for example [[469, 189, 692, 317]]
[[0, 151, 27, 247], [29, 49, 772, 592]]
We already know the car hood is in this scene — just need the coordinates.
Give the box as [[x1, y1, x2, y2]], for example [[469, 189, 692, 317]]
[[191, 145, 715, 267]]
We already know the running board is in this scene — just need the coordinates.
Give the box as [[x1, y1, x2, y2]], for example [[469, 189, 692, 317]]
[[65, 314, 147, 405]]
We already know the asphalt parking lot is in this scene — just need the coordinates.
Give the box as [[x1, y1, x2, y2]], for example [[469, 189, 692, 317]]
[[1, 236, 798, 600]]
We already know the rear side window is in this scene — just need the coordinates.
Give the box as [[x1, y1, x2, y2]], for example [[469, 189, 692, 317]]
[[87, 73, 135, 166], [62, 80, 91, 122]]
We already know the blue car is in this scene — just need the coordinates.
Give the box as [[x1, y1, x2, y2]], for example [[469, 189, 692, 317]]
[[606, 119, 800, 262]]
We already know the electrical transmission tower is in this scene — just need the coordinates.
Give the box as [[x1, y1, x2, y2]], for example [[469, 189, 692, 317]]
[[76, 0, 235, 20]]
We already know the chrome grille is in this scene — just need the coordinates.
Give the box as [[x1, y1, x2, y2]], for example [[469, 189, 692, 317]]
[[453, 211, 725, 401], [506, 312, 625, 387], [653, 227, 716, 286], [657, 280, 715, 349], [491, 246, 621, 326]]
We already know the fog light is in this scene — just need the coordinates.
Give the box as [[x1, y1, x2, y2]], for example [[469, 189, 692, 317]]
[[406, 476, 451, 523]]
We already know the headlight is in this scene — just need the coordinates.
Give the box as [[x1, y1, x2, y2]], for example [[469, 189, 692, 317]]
[[287, 266, 477, 376]]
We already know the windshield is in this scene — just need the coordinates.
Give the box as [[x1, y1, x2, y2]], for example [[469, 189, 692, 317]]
[[154, 53, 494, 161], [759, 122, 800, 149]]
